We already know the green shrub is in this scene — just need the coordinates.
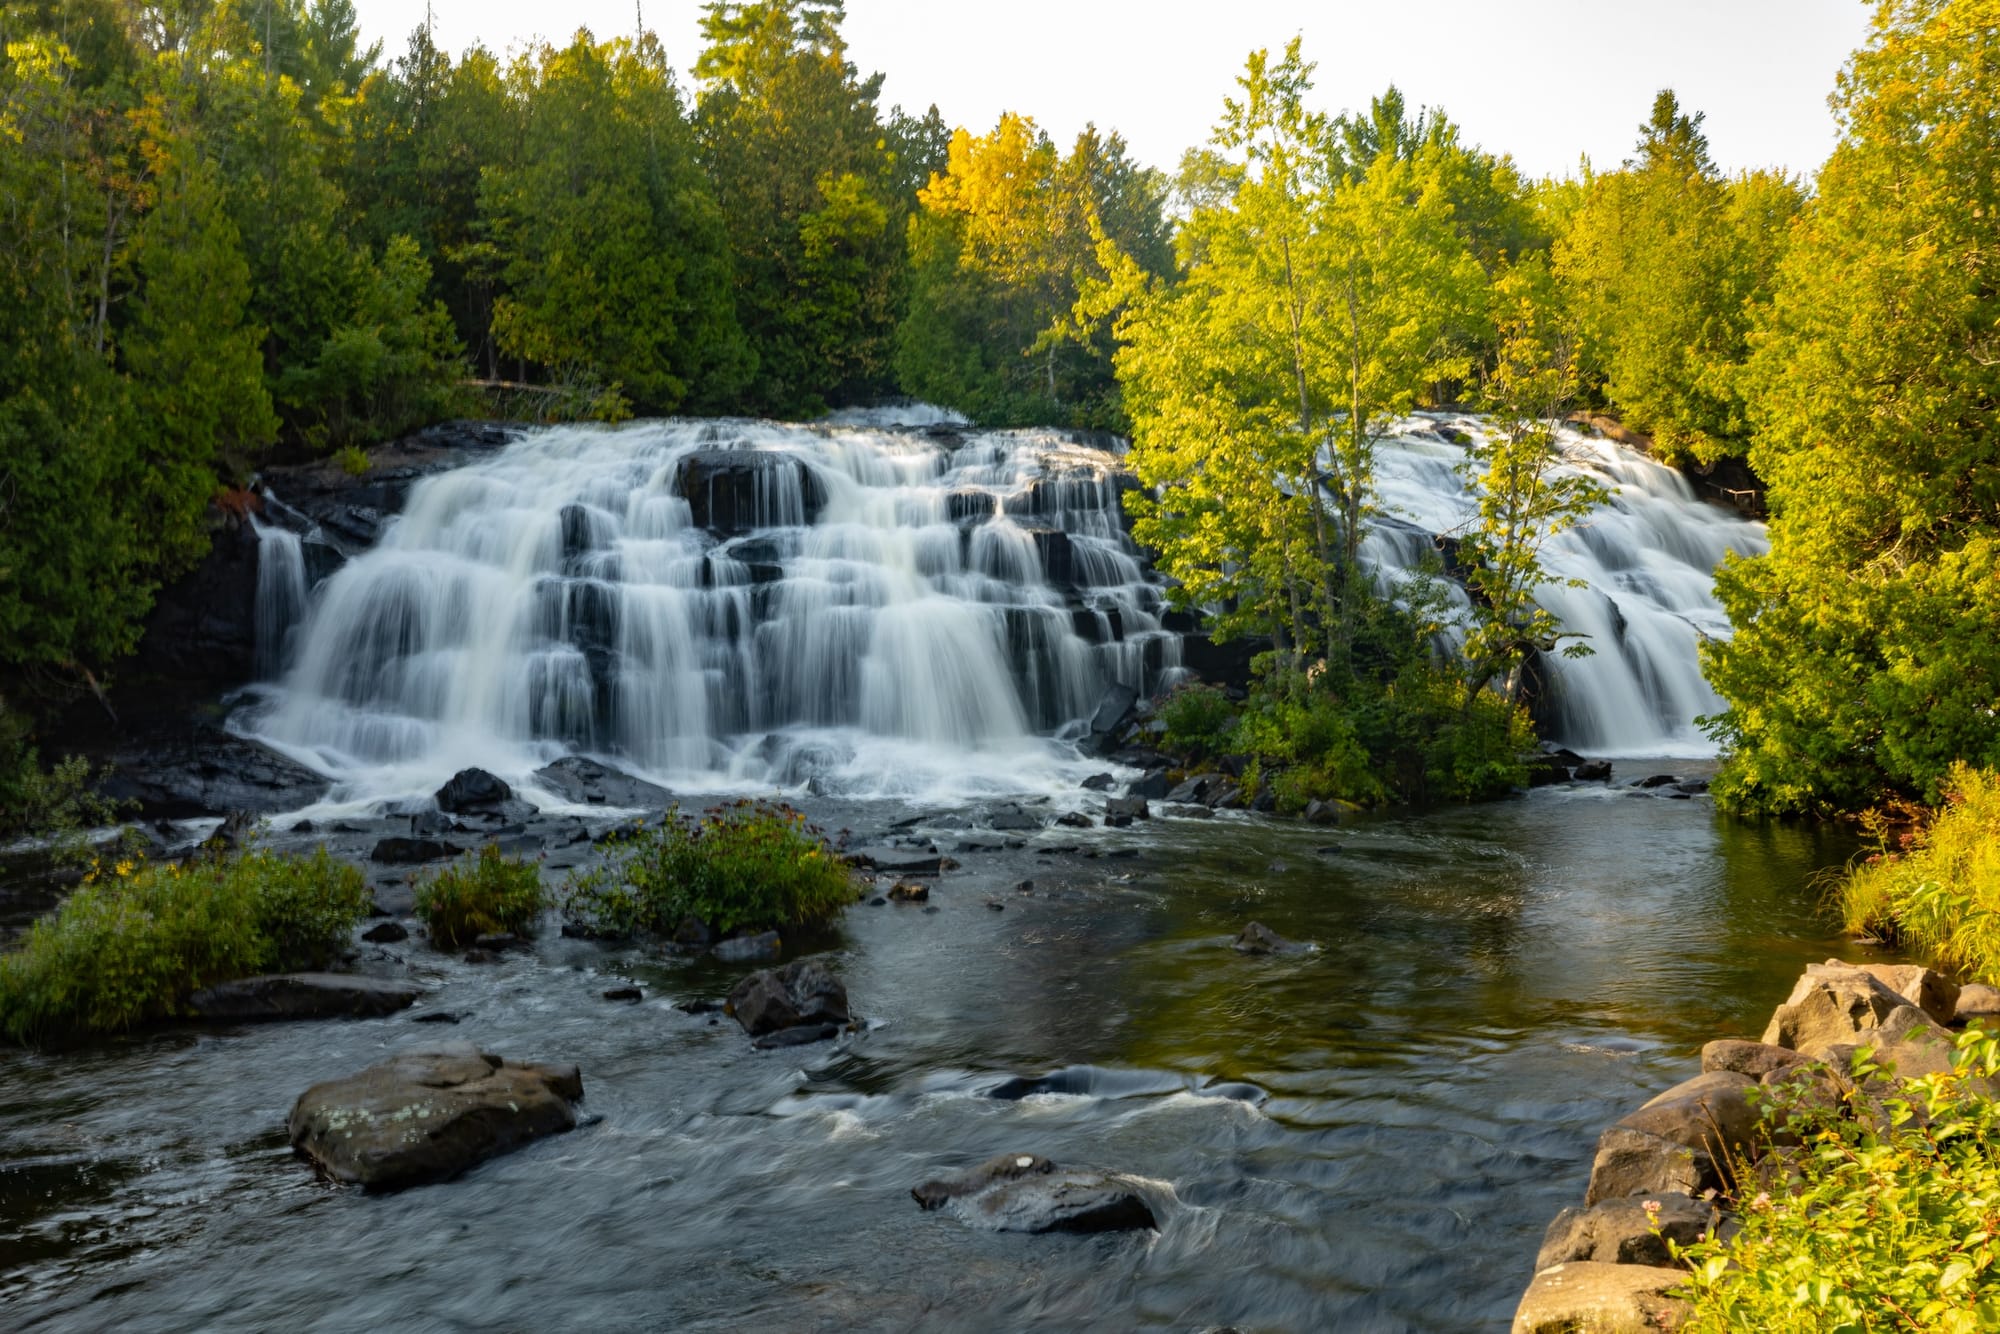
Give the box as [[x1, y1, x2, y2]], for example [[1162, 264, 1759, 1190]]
[[1158, 681, 1238, 757], [332, 443, 371, 476], [1839, 764, 2000, 983], [414, 844, 547, 949], [0, 846, 370, 1044], [0, 724, 130, 864], [563, 800, 854, 938], [1677, 1030, 2000, 1330]]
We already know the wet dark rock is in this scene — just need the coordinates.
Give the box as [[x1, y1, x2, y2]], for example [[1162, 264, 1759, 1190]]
[[1166, 774, 1221, 804], [846, 846, 942, 875], [187, 973, 423, 1022], [1573, 760, 1613, 782], [371, 837, 460, 865], [409, 810, 458, 837], [988, 806, 1044, 832], [288, 1043, 582, 1189], [676, 450, 824, 533], [676, 998, 724, 1015], [1536, 1193, 1719, 1271], [1163, 804, 1215, 819], [1012, 880, 1035, 893], [461, 948, 502, 965], [289, 819, 317, 834], [1635, 774, 1680, 789], [1088, 683, 1139, 740], [1123, 770, 1170, 800], [411, 1011, 461, 1025], [726, 958, 850, 1039], [602, 987, 643, 1003], [1673, 779, 1710, 795], [530, 756, 671, 809], [887, 882, 929, 903], [361, 922, 410, 944], [205, 809, 260, 851], [1233, 922, 1305, 956], [753, 1022, 842, 1049], [1104, 796, 1150, 822], [1207, 783, 1244, 810], [1054, 811, 1093, 828], [1079, 773, 1116, 791], [100, 728, 331, 819], [913, 1154, 1156, 1234], [435, 768, 512, 814], [986, 901, 1006, 912], [712, 931, 782, 963], [867, 896, 887, 906], [473, 933, 529, 952]]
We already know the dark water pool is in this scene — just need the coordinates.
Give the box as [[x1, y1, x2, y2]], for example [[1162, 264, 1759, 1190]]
[[0, 784, 1857, 1331]]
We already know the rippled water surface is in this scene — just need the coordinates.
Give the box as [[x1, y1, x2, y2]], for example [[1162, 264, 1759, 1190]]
[[1, 786, 1855, 1331]]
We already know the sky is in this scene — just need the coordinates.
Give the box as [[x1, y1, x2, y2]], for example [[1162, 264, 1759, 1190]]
[[348, 0, 1874, 181]]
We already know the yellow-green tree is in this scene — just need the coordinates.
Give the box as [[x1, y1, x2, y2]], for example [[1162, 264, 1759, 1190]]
[[1704, 0, 2000, 814]]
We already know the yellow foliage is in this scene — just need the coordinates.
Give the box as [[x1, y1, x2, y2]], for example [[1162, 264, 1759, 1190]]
[[1840, 764, 2000, 983]]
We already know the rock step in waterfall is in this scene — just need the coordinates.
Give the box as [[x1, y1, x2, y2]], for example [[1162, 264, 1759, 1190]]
[[237, 410, 1764, 809]]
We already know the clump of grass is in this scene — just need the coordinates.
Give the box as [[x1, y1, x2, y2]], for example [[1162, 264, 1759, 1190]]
[[413, 844, 547, 949], [1840, 763, 2000, 982], [0, 847, 370, 1044], [562, 800, 854, 939], [332, 443, 371, 476], [1676, 1030, 2000, 1328]]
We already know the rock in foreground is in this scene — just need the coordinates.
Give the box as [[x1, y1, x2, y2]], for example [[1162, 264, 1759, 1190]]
[[188, 973, 422, 1022], [288, 1044, 582, 1189], [726, 958, 850, 1044], [1512, 1262, 1688, 1333], [912, 1153, 1156, 1234]]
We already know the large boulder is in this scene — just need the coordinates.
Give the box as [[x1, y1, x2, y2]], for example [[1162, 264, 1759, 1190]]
[[912, 1153, 1155, 1234], [1761, 960, 1915, 1057], [529, 756, 670, 809], [1958, 983, 2000, 1021], [1584, 1072, 1758, 1205], [726, 958, 851, 1044], [675, 450, 824, 533], [1856, 962, 1959, 1027], [187, 973, 423, 1022], [1511, 1263, 1689, 1333], [1536, 1194, 1720, 1271], [99, 728, 331, 819], [288, 1044, 582, 1189], [1700, 1039, 1810, 1080], [1823, 1002, 1963, 1084], [434, 768, 512, 815]]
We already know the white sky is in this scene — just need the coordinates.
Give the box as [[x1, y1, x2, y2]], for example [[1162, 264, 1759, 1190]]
[[350, 0, 1874, 180]]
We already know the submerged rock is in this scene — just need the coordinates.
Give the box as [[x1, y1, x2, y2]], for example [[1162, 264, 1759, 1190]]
[[913, 1153, 1156, 1234], [288, 1044, 582, 1189], [188, 973, 423, 1022], [726, 958, 850, 1042], [1233, 922, 1304, 956]]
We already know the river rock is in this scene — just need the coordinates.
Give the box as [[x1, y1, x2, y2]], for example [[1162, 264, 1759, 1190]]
[[676, 449, 824, 533], [1584, 1127, 1708, 1207], [1957, 983, 2000, 1020], [1573, 760, 1613, 782], [1856, 962, 1959, 1026], [1233, 922, 1304, 955], [912, 1154, 1155, 1234], [1080, 773, 1116, 791], [1511, 1262, 1689, 1333], [988, 805, 1044, 832], [434, 768, 512, 814], [1124, 771, 1171, 800], [187, 973, 423, 1021], [1104, 796, 1150, 822], [98, 728, 332, 819], [1088, 683, 1139, 743], [1822, 1001, 1962, 1083], [1761, 960, 1915, 1057], [1165, 774, 1220, 804], [371, 836, 461, 865], [1584, 1071, 1757, 1204], [712, 930, 782, 963], [845, 846, 942, 875], [530, 756, 671, 809], [1700, 1039, 1809, 1080], [361, 922, 410, 944], [1302, 799, 1341, 825], [726, 958, 850, 1040], [1536, 1193, 1719, 1271], [288, 1044, 582, 1189]]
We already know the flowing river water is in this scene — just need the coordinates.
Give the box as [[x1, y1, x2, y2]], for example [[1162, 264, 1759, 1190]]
[[0, 412, 1856, 1330]]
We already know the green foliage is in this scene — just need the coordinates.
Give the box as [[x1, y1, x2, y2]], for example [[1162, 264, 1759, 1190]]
[[1157, 682, 1239, 758], [563, 800, 853, 938], [896, 113, 1172, 429], [1704, 0, 2000, 815], [0, 711, 126, 861], [0, 846, 370, 1044], [333, 444, 370, 476], [1840, 765, 2000, 984], [1552, 91, 1803, 466], [413, 843, 546, 949], [1677, 1030, 2000, 1330]]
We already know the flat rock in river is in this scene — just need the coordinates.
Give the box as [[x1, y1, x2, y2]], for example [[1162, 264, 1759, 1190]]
[[188, 973, 423, 1021], [288, 1043, 582, 1189], [530, 756, 671, 809], [845, 846, 942, 874], [100, 728, 331, 819], [912, 1153, 1156, 1234]]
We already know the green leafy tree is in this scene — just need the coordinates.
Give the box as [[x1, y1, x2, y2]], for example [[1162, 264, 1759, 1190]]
[[1704, 0, 2000, 814], [481, 30, 748, 413]]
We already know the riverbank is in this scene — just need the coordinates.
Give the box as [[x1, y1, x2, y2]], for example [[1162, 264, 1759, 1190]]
[[1, 783, 1853, 1329]]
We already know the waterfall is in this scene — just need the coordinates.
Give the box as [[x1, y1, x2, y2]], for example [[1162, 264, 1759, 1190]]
[[1364, 414, 1764, 757], [249, 514, 309, 681], [243, 416, 1181, 803]]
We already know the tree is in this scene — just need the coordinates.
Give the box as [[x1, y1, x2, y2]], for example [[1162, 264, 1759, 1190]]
[[1553, 91, 1803, 464], [1703, 0, 2000, 814], [481, 31, 747, 413], [1457, 257, 1604, 701]]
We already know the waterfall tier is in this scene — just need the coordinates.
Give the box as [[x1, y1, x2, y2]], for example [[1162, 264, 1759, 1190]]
[[243, 417, 1182, 804]]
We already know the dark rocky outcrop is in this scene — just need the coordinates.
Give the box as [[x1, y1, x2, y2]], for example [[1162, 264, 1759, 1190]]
[[187, 973, 423, 1021], [726, 958, 850, 1044], [675, 450, 824, 533], [434, 768, 512, 814], [99, 728, 330, 819], [288, 1043, 582, 1190], [529, 756, 671, 808], [912, 1153, 1157, 1234], [845, 846, 942, 875], [370, 837, 461, 865]]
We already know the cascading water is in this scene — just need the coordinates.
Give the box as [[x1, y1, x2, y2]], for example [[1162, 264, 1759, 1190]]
[[1364, 413, 1765, 756], [241, 414, 1182, 804], [248, 514, 308, 681]]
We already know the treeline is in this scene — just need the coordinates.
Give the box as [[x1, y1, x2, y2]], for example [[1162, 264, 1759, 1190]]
[[2, 0, 1989, 819]]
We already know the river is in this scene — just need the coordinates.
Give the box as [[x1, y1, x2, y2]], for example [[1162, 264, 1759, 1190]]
[[0, 779, 1853, 1331]]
